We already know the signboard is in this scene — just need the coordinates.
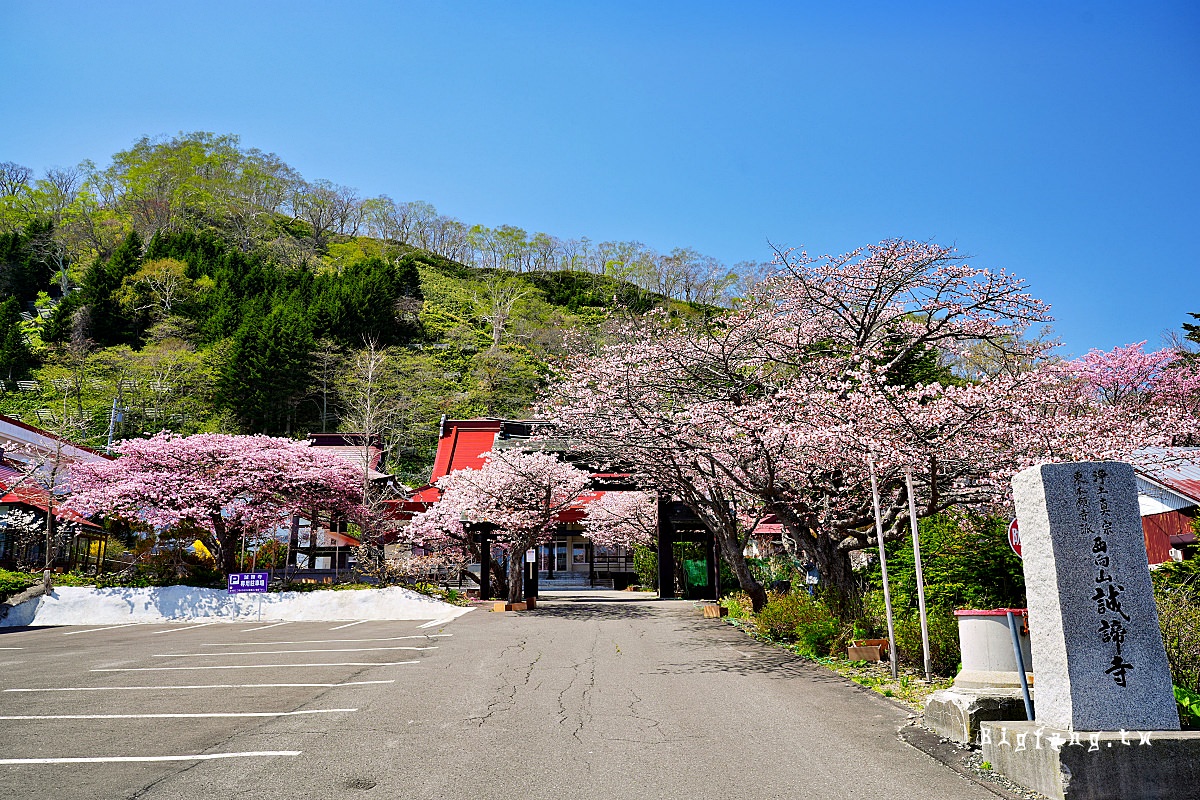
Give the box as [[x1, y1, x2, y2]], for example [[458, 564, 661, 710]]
[[525, 549, 537, 563], [227, 572, 269, 594], [1007, 518, 1022, 558]]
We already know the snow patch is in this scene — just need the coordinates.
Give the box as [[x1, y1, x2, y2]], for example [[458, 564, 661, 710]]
[[0, 586, 470, 627]]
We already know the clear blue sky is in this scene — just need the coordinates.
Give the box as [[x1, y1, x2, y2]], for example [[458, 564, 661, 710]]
[[2, 1, 1197, 356]]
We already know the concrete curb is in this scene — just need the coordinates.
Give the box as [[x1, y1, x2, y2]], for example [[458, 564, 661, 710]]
[[899, 722, 1050, 800]]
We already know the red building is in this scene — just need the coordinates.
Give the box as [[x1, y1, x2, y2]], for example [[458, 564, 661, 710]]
[[1130, 448, 1200, 564], [387, 417, 638, 588]]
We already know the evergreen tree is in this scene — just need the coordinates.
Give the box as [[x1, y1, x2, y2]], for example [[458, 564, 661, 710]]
[[80, 231, 143, 345], [0, 296, 34, 381], [218, 300, 315, 433], [0, 220, 54, 301]]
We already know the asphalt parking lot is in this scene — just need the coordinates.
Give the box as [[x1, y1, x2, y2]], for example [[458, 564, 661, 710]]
[[0, 594, 999, 800], [0, 616, 462, 800]]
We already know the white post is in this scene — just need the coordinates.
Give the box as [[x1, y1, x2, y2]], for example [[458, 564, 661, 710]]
[[906, 469, 932, 683], [869, 455, 899, 679]]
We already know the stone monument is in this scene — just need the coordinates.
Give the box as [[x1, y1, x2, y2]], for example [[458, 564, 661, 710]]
[[1013, 461, 1177, 731], [980, 461, 1199, 800]]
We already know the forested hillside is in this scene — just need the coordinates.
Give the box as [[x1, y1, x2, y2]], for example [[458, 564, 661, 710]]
[[0, 133, 722, 483]]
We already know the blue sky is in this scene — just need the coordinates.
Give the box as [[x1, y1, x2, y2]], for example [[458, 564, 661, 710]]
[[2, 1, 1197, 356]]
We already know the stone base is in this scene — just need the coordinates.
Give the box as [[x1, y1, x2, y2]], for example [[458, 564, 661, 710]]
[[923, 688, 1031, 744], [981, 721, 1200, 800], [954, 668, 1035, 690]]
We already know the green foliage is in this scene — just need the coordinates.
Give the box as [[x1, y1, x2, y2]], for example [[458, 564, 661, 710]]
[[1152, 555, 1200, 594], [632, 544, 658, 589], [0, 220, 55, 301], [0, 296, 34, 381], [1156, 582, 1200, 693], [1176, 685, 1200, 728], [720, 591, 754, 620], [79, 231, 143, 345], [890, 606, 962, 676], [755, 591, 844, 658], [0, 568, 37, 600], [868, 513, 1026, 612]]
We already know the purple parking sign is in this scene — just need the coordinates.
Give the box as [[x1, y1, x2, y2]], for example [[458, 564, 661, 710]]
[[227, 572, 269, 593]]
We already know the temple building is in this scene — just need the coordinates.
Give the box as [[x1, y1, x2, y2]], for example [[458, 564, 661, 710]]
[[389, 417, 641, 589], [0, 414, 110, 572]]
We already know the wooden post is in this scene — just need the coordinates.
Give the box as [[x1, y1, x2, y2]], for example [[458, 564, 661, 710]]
[[657, 499, 676, 598], [706, 530, 719, 600], [477, 530, 492, 601]]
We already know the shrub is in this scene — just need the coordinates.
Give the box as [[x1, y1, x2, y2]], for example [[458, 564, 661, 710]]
[[0, 569, 37, 600], [1157, 584, 1200, 693], [720, 591, 754, 620], [754, 591, 845, 658], [632, 544, 657, 590], [865, 513, 1026, 612], [1176, 685, 1200, 728], [891, 606, 962, 676]]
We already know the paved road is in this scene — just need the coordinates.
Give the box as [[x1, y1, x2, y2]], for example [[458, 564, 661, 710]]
[[0, 591, 996, 799]]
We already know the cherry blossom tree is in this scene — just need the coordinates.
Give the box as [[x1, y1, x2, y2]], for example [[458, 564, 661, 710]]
[[68, 433, 363, 576], [545, 240, 1200, 614], [581, 490, 657, 549], [403, 449, 591, 602]]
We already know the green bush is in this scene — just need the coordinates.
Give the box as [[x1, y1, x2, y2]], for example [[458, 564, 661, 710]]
[[0, 569, 37, 600], [1156, 584, 1200, 693], [720, 591, 754, 620], [632, 544, 658, 590], [866, 513, 1026, 612], [755, 591, 844, 658], [891, 606, 962, 676], [1176, 685, 1200, 728], [1153, 556, 1200, 594]]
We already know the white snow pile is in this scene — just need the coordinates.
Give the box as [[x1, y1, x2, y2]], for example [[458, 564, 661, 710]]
[[1, 585, 470, 627]]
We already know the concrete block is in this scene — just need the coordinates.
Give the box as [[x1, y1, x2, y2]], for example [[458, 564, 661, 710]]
[[981, 721, 1200, 800], [492, 602, 513, 612], [923, 688, 1031, 744], [510, 602, 527, 611], [701, 604, 727, 618]]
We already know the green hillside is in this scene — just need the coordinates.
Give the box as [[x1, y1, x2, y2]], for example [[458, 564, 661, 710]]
[[0, 134, 710, 484]]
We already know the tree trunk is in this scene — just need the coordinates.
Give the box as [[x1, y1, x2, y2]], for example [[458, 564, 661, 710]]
[[507, 548, 525, 604], [212, 516, 239, 577], [812, 534, 860, 621], [710, 518, 767, 612]]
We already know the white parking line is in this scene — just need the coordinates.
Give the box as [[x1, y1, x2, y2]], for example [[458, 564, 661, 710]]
[[328, 620, 368, 630], [0, 647, 22, 650], [0, 751, 302, 765], [92, 661, 420, 672], [203, 634, 451, 646], [0, 709, 356, 721], [244, 622, 290, 632], [418, 610, 472, 628], [4, 680, 396, 692], [63, 624, 139, 636], [154, 646, 436, 657], [149, 621, 221, 635]]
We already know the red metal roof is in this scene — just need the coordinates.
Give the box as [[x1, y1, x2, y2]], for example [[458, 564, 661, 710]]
[[1129, 448, 1200, 505], [0, 485, 103, 530], [429, 420, 502, 483]]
